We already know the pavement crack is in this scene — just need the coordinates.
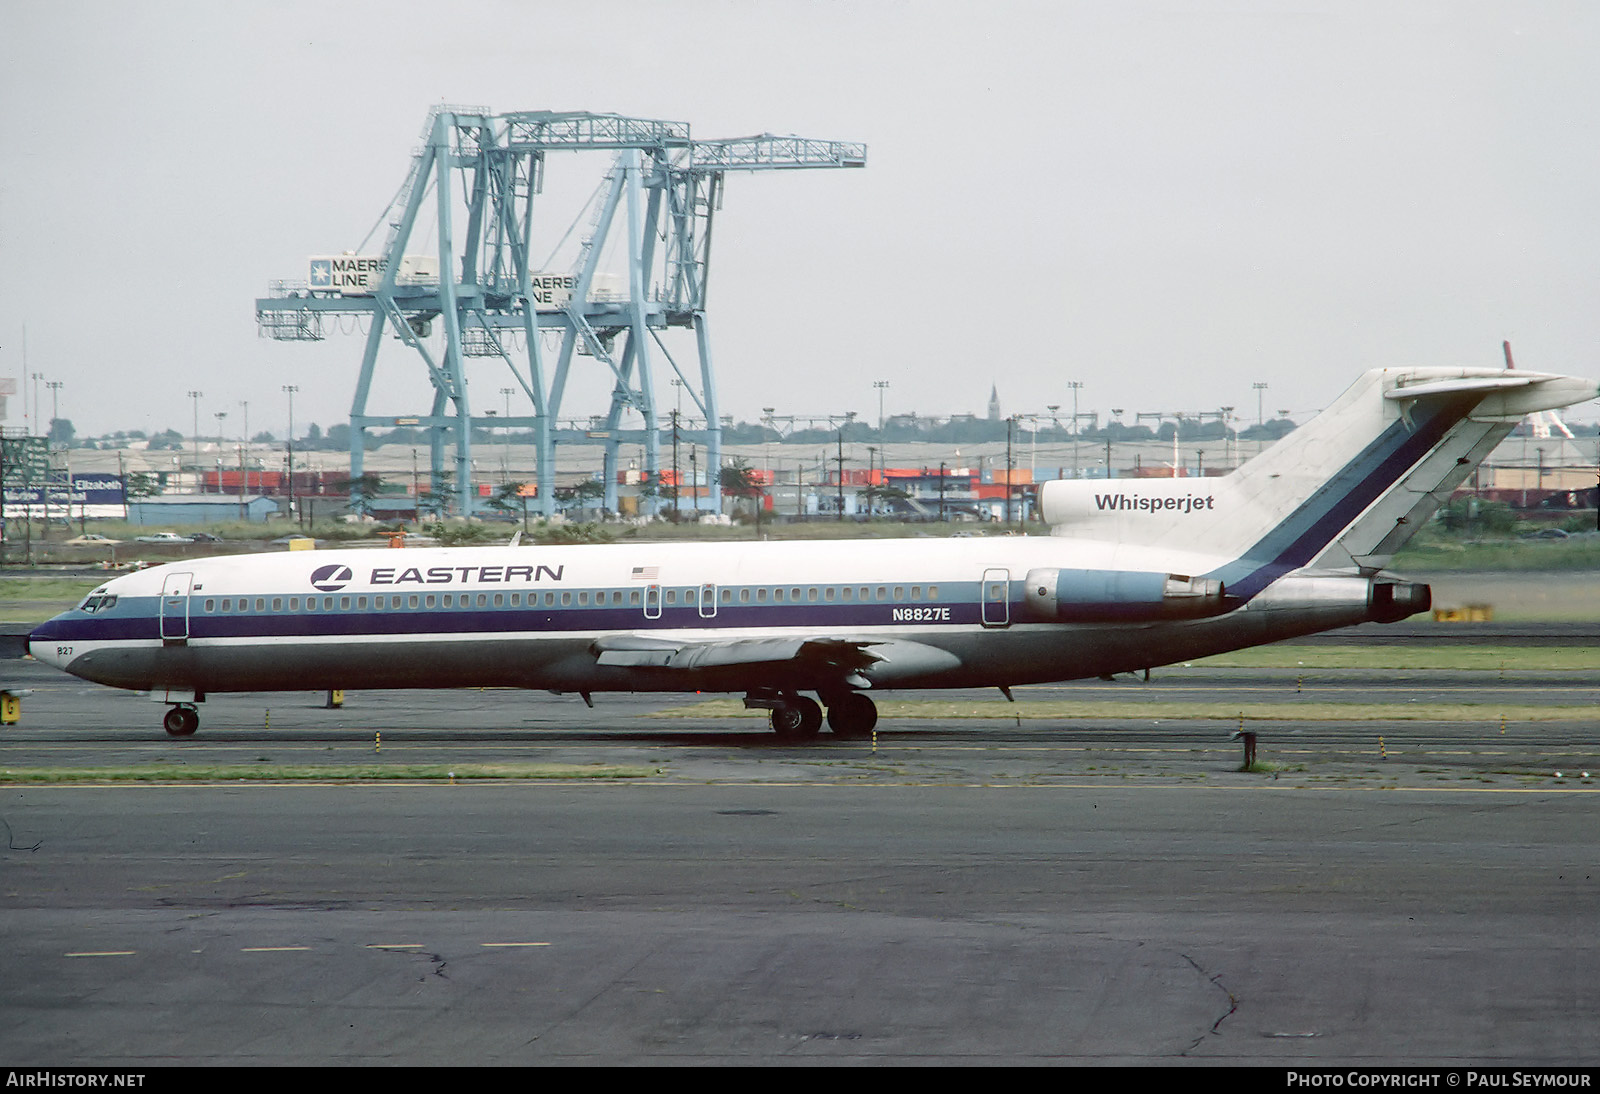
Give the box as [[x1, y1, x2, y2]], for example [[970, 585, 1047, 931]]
[[1180, 953, 1237, 1052]]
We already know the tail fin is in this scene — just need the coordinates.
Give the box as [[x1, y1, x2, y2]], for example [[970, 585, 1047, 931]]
[[1038, 367, 1598, 595]]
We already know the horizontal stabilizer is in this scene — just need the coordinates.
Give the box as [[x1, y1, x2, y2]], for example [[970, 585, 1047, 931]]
[[1383, 375, 1538, 400]]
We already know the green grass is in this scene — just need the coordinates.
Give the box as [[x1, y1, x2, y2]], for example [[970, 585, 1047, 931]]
[[0, 762, 656, 784], [1193, 645, 1600, 670], [1393, 535, 1600, 571], [0, 578, 105, 622], [651, 697, 1590, 722]]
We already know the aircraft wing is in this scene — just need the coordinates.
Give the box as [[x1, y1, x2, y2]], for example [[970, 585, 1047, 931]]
[[590, 634, 960, 687]]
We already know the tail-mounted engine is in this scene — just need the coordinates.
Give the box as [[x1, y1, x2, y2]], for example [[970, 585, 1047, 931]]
[[1023, 568, 1228, 623]]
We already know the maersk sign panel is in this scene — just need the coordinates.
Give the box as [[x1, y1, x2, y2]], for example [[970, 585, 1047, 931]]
[[308, 255, 439, 294], [309, 255, 383, 292]]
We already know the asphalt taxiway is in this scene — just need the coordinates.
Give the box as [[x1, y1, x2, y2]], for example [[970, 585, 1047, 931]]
[[1, 659, 1597, 1065]]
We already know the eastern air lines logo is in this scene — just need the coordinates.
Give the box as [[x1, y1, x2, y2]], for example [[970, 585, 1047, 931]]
[[310, 564, 354, 593]]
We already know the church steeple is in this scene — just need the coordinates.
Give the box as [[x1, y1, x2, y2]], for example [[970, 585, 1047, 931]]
[[987, 384, 1001, 421]]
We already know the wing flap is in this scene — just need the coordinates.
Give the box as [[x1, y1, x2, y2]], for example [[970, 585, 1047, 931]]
[[589, 634, 960, 685]]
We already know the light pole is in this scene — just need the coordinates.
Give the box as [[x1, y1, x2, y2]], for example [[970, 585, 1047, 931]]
[[671, 379, 684, 521], [500, 387, 514, 486], [45, 380, 61, 437], [213, 412, 227, 494], [1253, 382, 1269, 455], [239, 400, 250, 499], [1067, 381, 1083, 478], [42, 379, 62, 535], [187, 390, 203, 492], [282, 385, 298, 522], [874, 380, 889, 435]]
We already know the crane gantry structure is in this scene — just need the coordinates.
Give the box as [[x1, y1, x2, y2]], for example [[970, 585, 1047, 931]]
[[255, 107, 864, 517]]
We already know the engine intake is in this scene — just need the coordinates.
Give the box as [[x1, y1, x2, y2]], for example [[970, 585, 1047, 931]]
[[1023, 567, 1228, 623]]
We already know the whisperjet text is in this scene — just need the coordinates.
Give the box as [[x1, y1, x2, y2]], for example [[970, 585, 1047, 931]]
[[1093, 493, 1216, 514]]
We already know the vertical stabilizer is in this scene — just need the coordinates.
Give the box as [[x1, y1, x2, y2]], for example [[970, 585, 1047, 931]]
[[1037, 367, 1598, 597]]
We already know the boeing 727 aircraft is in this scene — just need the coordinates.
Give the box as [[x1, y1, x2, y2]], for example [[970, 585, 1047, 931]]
[[28, 366, 1600, 738]]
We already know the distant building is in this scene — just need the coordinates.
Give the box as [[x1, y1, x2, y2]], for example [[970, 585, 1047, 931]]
[[987, 384, 1001, 422], [128, 495, 282, 525]]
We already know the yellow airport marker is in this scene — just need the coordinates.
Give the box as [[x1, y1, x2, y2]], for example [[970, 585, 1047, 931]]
[[65, 951, 135, 957]]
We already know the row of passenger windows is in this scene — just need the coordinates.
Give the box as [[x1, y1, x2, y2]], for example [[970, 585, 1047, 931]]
[[197, 584, 943, 615], [669, 584, 940, 605]]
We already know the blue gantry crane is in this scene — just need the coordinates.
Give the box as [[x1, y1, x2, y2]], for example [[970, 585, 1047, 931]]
[[255, 107, 864, 518]]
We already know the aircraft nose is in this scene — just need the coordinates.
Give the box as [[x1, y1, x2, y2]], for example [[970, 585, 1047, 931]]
[[26, 618, 62, 663]]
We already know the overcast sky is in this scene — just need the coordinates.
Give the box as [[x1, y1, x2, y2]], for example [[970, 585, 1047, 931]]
[[3, 0, 1599, 441]]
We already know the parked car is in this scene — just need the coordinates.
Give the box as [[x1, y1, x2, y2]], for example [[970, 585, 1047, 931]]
[[64, 534, 121, 545], [188, 532, 223, 543], [134, 532, 189, 543]]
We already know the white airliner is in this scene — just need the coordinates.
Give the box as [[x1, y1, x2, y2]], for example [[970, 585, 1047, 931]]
[[28, 366, 1598, 739]]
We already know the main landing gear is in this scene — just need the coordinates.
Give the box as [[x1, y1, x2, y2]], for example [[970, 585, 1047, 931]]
[[759, 691, 878, 741], [163, 704, 199, 738]]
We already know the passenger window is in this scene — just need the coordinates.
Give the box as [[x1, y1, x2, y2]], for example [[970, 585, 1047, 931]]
[[273, 598, 283, 611], [911, 586, 922, 601], [357, 596, 367, 610], [721, 588, 732, 604], [629, 591, 640, 606], [739, 589, 750, 604], [256, 599, 266, 612], [494, 594, 504, 608], [877, 587, 887, 601], [808, 588, 818, 602], [928, 585, 939, 600], [204, 599, 215, 613], [222, 599, 232, 612], [340, 597, 351, 610], [561, 592, 571, 606], [824, 588, 835, 601], [442, 594, 453, 609], [478, 594, 488, 608], [842, 587, 853, 601], [425, 595, 436, 609], [893, 587, 904, 601], [579, 592, 588, 606], [289, 597, 300, 611], [666, 590, 677, 605], [409, 595, 419, 609]]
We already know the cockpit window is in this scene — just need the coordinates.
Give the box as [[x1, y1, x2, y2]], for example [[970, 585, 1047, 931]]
[[77, 592, 117, 614]]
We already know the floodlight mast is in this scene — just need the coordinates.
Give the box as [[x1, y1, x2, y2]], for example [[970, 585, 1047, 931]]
[[255, 107, 864, 518]]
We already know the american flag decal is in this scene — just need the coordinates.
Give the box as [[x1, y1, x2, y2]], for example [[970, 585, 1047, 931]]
[[630, 566, 659, 581]]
